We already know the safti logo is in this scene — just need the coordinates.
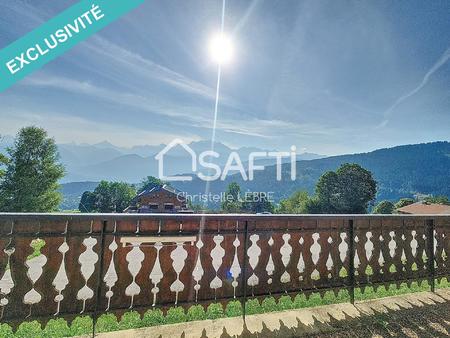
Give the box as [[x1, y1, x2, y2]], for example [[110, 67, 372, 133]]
[[155, 139, 297, 182]]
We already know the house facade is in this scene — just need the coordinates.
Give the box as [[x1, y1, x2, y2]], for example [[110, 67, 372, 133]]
[[124, 184, 190, 213]]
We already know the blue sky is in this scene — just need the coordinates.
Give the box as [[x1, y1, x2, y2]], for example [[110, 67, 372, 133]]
[[0, 0, 449, 155]]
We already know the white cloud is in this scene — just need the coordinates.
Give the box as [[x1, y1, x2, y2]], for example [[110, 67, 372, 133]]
[[2, 1, 239, 108], [23, 75, 213, 125], [0, 108, 200, 147], [22, 74, 340, 141], [83, 36, 221, 102], [378, 46, 450, 128]]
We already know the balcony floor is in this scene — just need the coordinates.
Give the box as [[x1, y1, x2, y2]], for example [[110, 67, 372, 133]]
[[89, 288, 450, 338]]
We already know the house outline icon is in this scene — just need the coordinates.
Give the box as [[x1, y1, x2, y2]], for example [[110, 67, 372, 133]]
[[155, 139, 197, 181]]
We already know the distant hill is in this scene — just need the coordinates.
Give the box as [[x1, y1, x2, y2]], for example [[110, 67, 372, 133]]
[[1, 136, 324, 183], [59, 181, 99, 210], [173, 141, 450, 208], [55, 141, 450, 210], [55, 140, 324, 182]]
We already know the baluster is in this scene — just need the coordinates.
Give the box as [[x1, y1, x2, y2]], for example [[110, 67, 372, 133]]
[[230, 235, 241, 298], [338, 232, 348, 278], [354, 235, 361, 276], [209, 235, 225, 298], [170, 242, 188, 305], [348, 219, 355, 304], [326, 236, 334, 279], [192, 238, 204, 302], [266, 236, 275, 285], [427, 220, 435, 292], [149, 242, 163, 306], [125, 244, 144, 308], [53, 239, 69, 315], [280, 233, 292, 284], [310, 233, 321, 280], [297, 236, 305, 282], [24, 234, 47, 317], [364, 232, 374, 278], [0, 221, 15, 320], [77, 236, 98, 313], [103, 222, 118, 311], [247, 234, 261, 295]]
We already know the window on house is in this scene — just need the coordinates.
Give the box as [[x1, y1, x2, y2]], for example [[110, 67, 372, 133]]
[[164, 203, 174, 210], [149, 203, 159, 210]]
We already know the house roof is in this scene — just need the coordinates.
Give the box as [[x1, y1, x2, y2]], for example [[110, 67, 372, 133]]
[[135, 184, 185, 200], [397, 202, 450, 214]]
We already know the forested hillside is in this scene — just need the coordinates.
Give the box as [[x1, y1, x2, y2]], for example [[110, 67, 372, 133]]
[[59, 142, 449, 210], [174, 141, 450, 206]]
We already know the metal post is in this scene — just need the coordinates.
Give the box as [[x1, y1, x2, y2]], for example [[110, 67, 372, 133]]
[[92, 220, 107, 338], [426, 219, 435, 292], [241, 220, 249, 323], [348, 219, 355, 304]]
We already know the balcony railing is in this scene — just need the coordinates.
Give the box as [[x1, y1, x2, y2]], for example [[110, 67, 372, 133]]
[[0, 213, 448, 331]]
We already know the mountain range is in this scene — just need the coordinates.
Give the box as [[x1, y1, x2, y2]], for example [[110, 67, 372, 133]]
[[174, 141, 450, 208], [0, 137, 324, 182], [55, 141, 450, 210]]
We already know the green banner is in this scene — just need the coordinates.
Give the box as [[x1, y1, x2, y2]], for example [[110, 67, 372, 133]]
[[0, 0, 145, 93]]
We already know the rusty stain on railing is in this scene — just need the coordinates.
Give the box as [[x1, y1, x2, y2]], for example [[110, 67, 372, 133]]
[[0, 213, 448, 333]]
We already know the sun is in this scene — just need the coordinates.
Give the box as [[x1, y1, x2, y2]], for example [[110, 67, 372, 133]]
[[209, 33, 233, 65]]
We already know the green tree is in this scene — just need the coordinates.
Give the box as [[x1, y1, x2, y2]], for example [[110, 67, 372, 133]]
[[138, 176, 164, 194], [0, 152, 8, 179], [394, 198, 415, 209], [304, 196, 323, 214], [94, 181, 114, 212], [242, 192, 274, 213], [109, 182, 136, 212], [424, 195, 450, 205], [78, 191, 96, 212], [221, 182, 243, 213], [315, 171, 340, 213], [372, 200, 395, 214], [93, 181, 136, 213], [314, 163, 377, 214], [276, 191, 309, 214], [0, 127, 65, 212]]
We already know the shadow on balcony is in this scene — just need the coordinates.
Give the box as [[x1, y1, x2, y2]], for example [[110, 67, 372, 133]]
[[94, 289, 450, 337]]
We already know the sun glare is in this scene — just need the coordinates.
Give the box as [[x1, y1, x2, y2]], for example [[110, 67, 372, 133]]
[[209, 33, 233, 65]]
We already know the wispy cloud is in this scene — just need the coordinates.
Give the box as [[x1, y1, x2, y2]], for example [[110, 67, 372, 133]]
[[2, 1, 235, 107], [83, 36, 222, 102], [378, 46, 450, 128], [0, 0, 358, 147], [3, 0, 448, 155], [23, 75, 215, 125], [0, 108, 200, 147], [22, 74, 338, 141]]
